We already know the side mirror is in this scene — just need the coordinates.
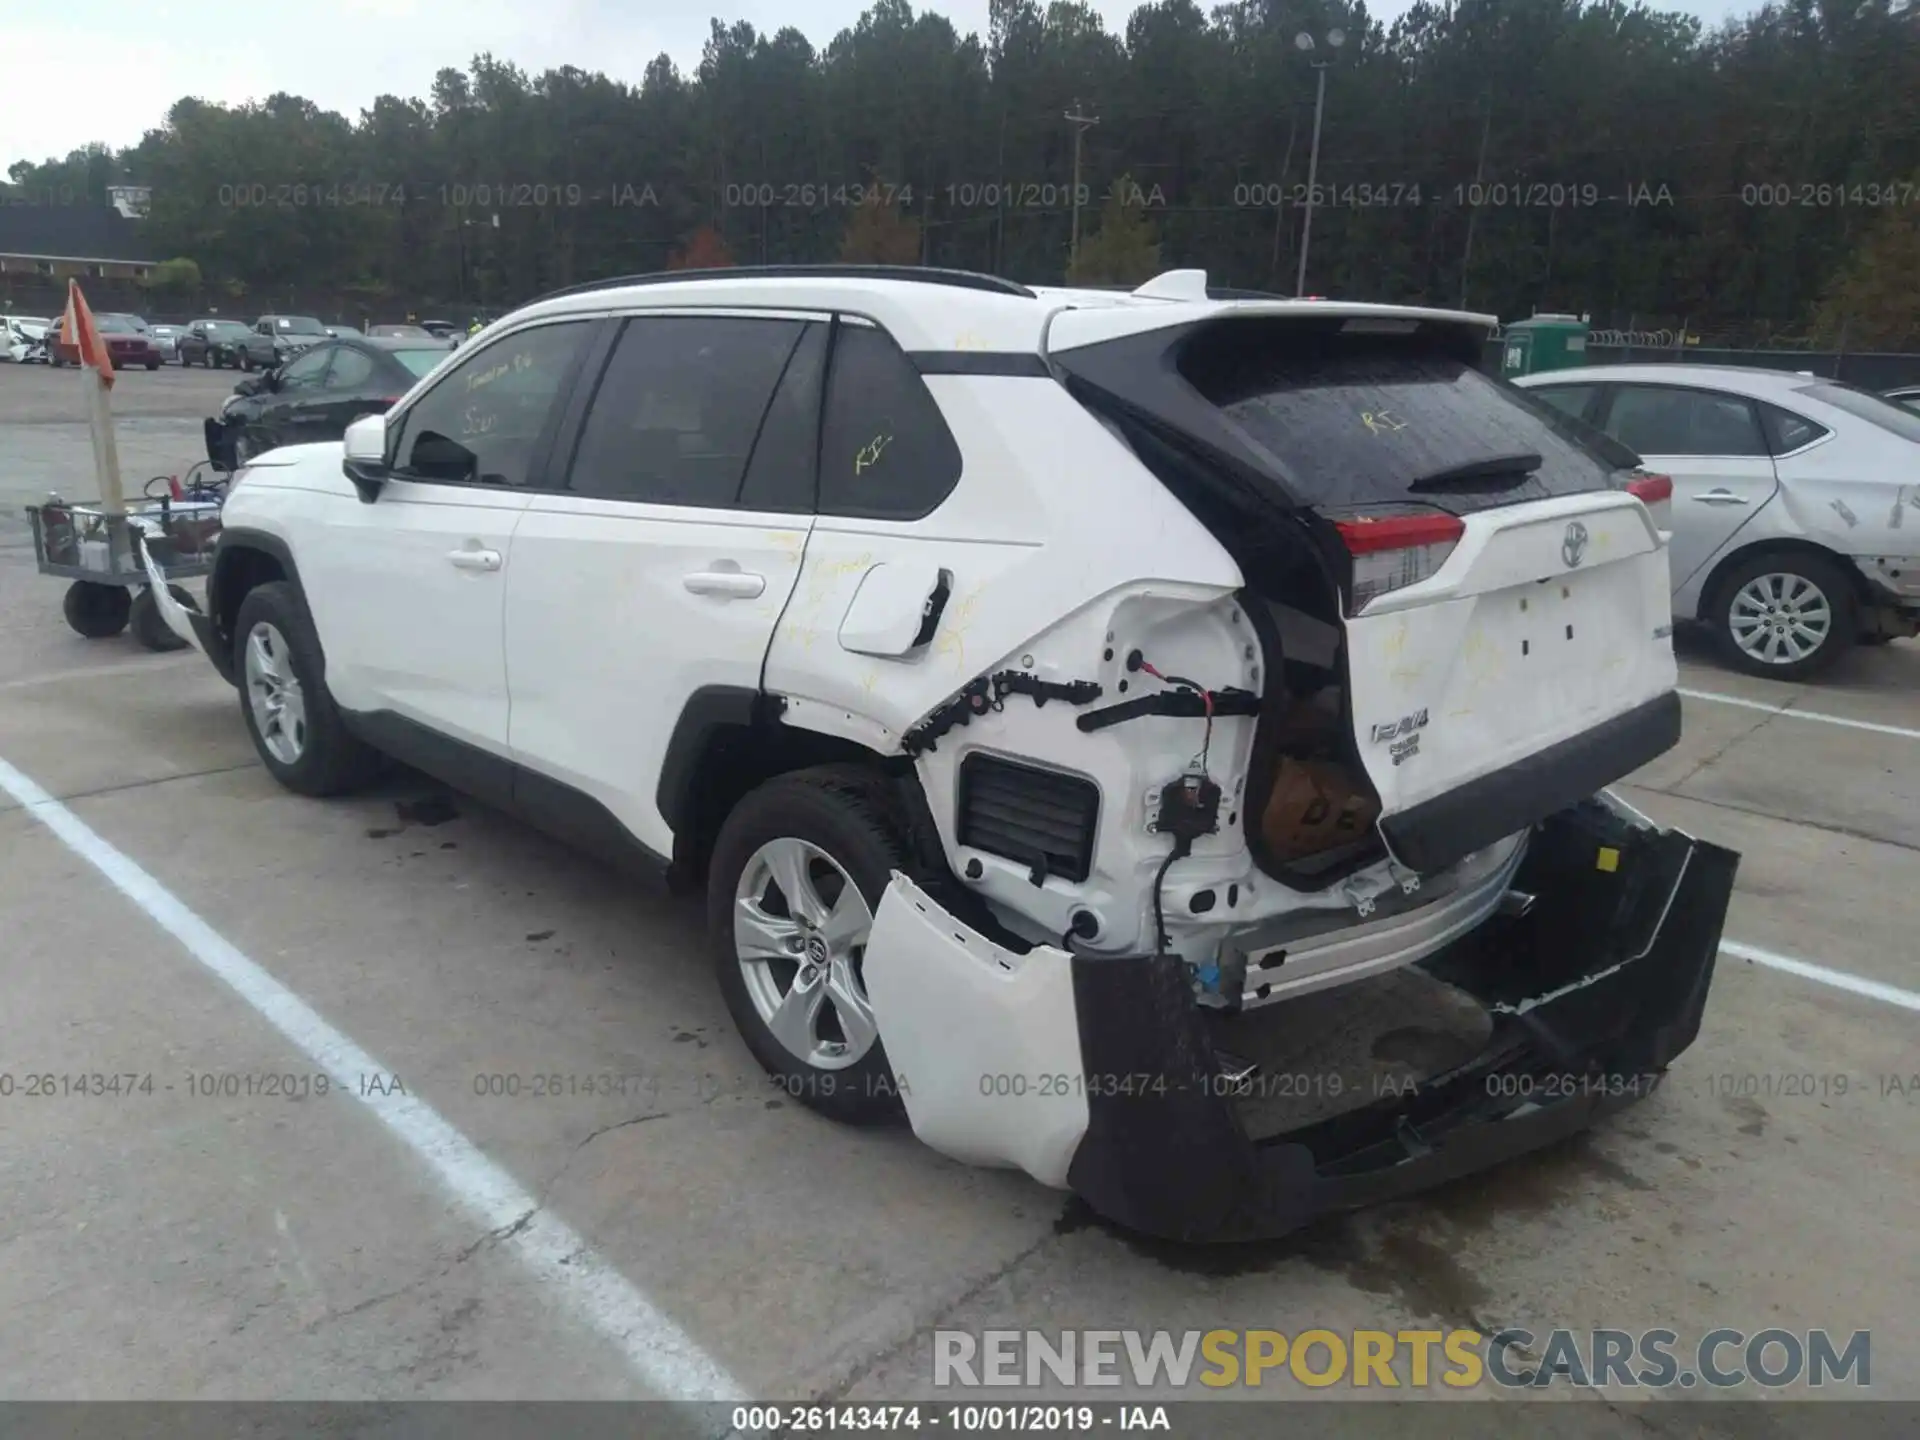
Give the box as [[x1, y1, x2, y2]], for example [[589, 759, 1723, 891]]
[[342, 413, 390, 504]]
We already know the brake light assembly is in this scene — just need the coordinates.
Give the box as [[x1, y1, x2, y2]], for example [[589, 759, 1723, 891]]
[[1330, 509, 1466, 612], [1625, 473, 1673, 504]]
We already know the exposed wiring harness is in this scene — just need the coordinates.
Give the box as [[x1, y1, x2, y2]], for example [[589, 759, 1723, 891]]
[[1133, 648, 1229, 956]]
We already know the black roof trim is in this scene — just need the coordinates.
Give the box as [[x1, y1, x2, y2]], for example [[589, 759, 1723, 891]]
[[910, 350, 1050, 377], [530, 264, 1036, 306]]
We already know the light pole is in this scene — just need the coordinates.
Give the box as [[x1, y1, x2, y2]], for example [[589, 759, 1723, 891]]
[[1293, 27, 1344, 297], [1065, 102, 1100, 276]]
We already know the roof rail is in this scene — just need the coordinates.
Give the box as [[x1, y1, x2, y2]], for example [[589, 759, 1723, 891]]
[[529, 264, 1036, 306]]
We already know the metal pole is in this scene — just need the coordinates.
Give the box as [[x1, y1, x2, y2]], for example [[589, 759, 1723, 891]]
[[1460, 100, 1492, 310], [1295, 66, 1328, 296], [1065, 105, 1099, 276]]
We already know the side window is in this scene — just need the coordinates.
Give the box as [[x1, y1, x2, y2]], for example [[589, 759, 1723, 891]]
[[1606, 386, 1766, 458], [1759, 402, 1829, 455], [325, 347, 376, 390], [275, 347, 332, 390], [566, 315, 804, 506], [1529, 384, 1596, 422], [391, 321, 590, 487], [737, 323, 828, 512], [817, 322, 963, 520]]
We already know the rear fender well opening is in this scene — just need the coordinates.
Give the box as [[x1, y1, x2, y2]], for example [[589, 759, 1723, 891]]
[[1698, 537, 1873, 622], [667, 701, 950, 897]]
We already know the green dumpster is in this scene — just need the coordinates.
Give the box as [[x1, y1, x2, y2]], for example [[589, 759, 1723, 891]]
[[1501, 314, 1589, 377]]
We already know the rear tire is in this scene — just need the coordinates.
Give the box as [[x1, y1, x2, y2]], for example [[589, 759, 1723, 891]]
[[128, 586, 193, 652], [1710, 550, 1857, 681], [145, 360, 159, 371], [232, 581, 382, 796], [707, 767, 917, 1126], [63, 581, 130, 638]]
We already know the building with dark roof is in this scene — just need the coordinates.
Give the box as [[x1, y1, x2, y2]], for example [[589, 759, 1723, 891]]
[[0, 188, 157, 281]]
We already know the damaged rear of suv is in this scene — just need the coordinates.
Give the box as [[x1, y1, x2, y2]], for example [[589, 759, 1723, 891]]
[[858, 285, 1737, 1242], [153, 266, 1736, 1244]]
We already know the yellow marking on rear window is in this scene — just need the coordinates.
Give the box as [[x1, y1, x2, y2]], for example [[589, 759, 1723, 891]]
[[1360, 409, 1408, 436], [855, 433, 893, 473], [1596, 847, 1620, 873]]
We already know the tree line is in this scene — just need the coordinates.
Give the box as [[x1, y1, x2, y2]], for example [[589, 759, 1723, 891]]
[[7, 0, 1920, 345]]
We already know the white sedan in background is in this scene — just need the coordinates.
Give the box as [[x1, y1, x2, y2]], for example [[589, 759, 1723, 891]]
[[1518, 364, 1920, 678], [3, 315, 50, 362]]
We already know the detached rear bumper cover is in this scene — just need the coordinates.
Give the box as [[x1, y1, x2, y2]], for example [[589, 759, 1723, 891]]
[[132, 522, 219, 662], [865, 797, 1737, 1243]]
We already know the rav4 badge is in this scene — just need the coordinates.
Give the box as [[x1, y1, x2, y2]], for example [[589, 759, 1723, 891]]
[[1369, 709, 1429, 745]]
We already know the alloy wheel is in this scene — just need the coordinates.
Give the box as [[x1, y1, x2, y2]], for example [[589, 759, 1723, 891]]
[[243, 621, 307, 765], [733, 837, 879, 1070], [1728, 572, 1833, 667]]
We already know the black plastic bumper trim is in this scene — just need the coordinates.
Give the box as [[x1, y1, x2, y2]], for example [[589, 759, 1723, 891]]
[[1063, 803, 1737, 1243], [1379, 691, 1682, 875]]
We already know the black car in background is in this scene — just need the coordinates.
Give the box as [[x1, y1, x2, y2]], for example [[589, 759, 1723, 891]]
[[204, 336, 447, 468], [178, 318, 256, 368], [236, 314, 330, 371]]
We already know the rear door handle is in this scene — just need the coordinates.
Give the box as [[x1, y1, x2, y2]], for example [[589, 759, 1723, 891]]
[[448, 547, 503, 571], [1692, 490, 1750, 506], [684, 569, 766, 599]]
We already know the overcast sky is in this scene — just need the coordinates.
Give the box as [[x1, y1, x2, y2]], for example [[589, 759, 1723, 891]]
[[4, 0, 1761, 179]]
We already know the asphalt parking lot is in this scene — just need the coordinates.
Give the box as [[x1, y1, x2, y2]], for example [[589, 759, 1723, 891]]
[[2, 360, 1916, 1433]]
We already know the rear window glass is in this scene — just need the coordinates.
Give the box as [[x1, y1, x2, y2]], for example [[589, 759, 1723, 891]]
[[1800, 382, 1920, 445], [816, 322, 963, 520], [1181, 325, 1620, 514], [392, 348, 444, 378]]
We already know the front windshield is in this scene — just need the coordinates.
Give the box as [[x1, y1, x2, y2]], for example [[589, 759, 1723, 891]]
[[277, 316, 328, 335], [96, 316, 135, 333]]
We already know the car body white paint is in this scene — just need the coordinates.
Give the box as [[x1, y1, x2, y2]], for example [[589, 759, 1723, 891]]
[[169, 274, 1698, 1189]]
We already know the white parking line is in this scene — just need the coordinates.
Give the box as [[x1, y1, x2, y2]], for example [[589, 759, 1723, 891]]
[[1722, 939, 1920, 1015], [1679, 687, 1920, 741], [0, 752, 745, 1403]]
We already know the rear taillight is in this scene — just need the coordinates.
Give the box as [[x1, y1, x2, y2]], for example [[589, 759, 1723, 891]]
[[1626, 473, 1673, 504], [1331, 510, 1466, 611]]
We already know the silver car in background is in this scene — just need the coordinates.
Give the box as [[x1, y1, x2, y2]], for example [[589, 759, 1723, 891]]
[[1518, 364, 1920, 678], [148, 323, 187, 363]]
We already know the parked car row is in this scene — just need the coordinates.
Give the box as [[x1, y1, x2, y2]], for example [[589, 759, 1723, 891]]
[[1, 310, 470, 370]]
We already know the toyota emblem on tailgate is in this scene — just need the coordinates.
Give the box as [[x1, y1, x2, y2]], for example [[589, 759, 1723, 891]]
[[1562, 520, 1590, 568]]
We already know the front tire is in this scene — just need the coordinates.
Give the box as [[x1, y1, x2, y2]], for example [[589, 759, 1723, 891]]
[[1711, 551, 1857, 680], [232, 581, 381, 796], [708, 767, 916, 1125], [240, 351, 254, 372]]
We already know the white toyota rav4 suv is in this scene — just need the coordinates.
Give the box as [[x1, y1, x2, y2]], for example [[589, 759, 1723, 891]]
[[146, 265, 1738, 1242]]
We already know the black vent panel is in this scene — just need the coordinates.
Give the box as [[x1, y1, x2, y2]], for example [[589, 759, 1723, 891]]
[[956, 754, 1100, 883]]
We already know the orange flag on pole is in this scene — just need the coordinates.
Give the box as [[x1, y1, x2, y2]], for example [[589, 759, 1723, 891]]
[[59, 278, 116, 389], [61, 279, 128, 513]]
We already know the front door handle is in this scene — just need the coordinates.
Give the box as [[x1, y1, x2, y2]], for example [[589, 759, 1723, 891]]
[[1692, 489, 1750, 506], [684, 569, 766, 599], [448, 547, 503, 572]]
